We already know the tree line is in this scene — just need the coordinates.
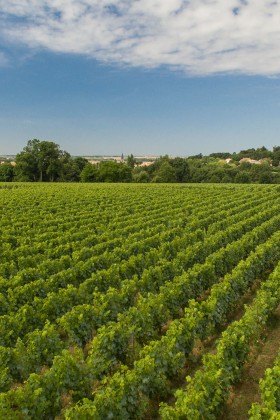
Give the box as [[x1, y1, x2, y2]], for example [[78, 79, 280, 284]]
[[1, 139, 280, 183]]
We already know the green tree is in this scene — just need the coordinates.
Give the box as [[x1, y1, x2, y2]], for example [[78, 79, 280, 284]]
[[118, 163, 132, 182], [132, 170, 150, 183], [221, 174, 232, 183], [249, 162, 271, 183], [259, 171, 273, 184], [170, 157, 190, 182], [146, 155, 169, 179], [239, 161, 252, 171], [208, 174, 221, 183], [271, 146, 280, 167], [152, 161, 176, 183], [98, 161, 132, 183], [60, 156, 88, 182], [0, 163, 14, 182], [74, 157, 89, 173], [209, 152, 231, 159], [15, 139, 65, 182], [98, 161, 121, 182], [235, 172, 251, 183], [15, 139, 40, 181], [127, 154, 136, 169], [37, 141, 63, 182], [80, 163, 99, 182]]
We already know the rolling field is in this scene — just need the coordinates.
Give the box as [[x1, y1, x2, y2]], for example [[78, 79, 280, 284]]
[[0, 183, 280, 419]]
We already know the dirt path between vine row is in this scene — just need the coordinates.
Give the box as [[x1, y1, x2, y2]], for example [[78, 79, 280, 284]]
[[220, 304, 280, 419]]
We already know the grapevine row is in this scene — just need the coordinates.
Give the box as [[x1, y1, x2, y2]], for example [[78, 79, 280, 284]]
[[160, 261, 280, 419], [249, 350, 280, 418], [65, 231, 280, 419], [1, 231, 279, 419]]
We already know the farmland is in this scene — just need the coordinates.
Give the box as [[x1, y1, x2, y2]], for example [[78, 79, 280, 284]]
[[0, 183, 280, 419]]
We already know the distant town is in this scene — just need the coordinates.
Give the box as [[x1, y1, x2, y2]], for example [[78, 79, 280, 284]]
[[0, 154, 160, 166], [1, 143, 280, 184]]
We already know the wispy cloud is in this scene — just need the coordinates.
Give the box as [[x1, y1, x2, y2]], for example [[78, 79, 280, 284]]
[[0, 50, 9, 66], [0, 0, 280, 76]]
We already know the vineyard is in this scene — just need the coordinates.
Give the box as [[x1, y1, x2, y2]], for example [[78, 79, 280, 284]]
[[0, 182, 280, 419]]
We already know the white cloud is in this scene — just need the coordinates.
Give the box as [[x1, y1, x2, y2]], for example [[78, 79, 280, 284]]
[[0, 0, 280, 75]]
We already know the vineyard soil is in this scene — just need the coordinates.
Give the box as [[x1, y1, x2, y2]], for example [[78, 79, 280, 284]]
[[220, 304, 280, 419]]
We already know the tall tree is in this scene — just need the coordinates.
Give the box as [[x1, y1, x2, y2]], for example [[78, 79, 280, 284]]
[[15, 139, 65, 182], [60, 156, 88, 182], [170, 157, 190, 182], [98, 161, 132, 183], [152, 160, 176, 183], [80, 163, 99, 182], [127, 154, 136, 169], [15, 139, 40, 181]]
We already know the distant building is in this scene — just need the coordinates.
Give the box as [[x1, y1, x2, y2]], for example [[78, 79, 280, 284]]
[[88, 160, 100, 165], [240, 158, 261, 165], [138, 161, 154, 167], [0, 161, 16, 166]]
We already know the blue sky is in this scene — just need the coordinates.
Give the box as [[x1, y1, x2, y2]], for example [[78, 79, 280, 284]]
[[1, 1, 280, 156]]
